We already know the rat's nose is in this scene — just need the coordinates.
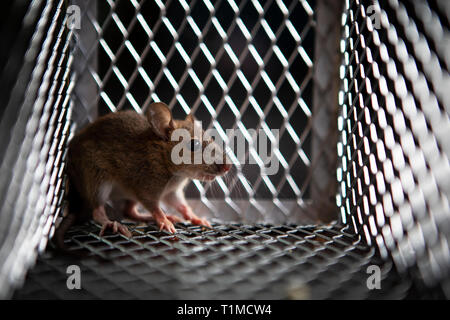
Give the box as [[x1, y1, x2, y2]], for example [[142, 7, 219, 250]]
[[217, 163, 231, 173]]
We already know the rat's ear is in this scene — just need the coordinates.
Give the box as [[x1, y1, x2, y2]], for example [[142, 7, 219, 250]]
[[185, 112, 195, 123], [146, 102, 175, 140]]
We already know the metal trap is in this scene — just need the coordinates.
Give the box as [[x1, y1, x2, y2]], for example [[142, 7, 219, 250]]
[[14, 221, 435, 299], [1, 0, 449, 299]]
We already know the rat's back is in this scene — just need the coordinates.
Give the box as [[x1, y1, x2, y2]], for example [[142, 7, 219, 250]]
[[67, 110, 154, 182], [73, 110, 149, 144], [58, 102, 223, 241], [69, 111, 153, 158]]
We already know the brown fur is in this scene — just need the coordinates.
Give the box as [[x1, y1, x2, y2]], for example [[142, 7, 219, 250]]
[[55, 102, 230, 247]]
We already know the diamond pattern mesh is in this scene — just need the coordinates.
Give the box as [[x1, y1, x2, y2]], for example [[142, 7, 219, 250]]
[[71, 0, 319, 222], [3, 0, 450, 300], [0, 0, 74, 298], [337, 0, 450, 288], [16, 220, 442, 300]]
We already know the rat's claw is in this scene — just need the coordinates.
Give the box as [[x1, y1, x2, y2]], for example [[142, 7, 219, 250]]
[[194, 217, 212, 228], [201, 217, 212, 228], [156, 215, 177, 234], [186, 213, 212, 228], [203, 219, 212, 228], [159, 221, 176, 234], [99, 221, 132, 238], [177, 205, 212, 228], [118, 223, 133, 237]]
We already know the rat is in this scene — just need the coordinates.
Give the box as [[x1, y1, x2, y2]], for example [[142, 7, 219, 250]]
[[55, 102, 231, 247]]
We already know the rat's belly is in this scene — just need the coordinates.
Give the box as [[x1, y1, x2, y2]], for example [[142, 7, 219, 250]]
[[99, 181, 137, 205], [162, 176, 189, 196], [99, 181, 138, 220]]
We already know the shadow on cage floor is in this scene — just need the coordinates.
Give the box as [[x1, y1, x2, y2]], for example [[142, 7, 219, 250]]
[[13, 222, 444, 299]]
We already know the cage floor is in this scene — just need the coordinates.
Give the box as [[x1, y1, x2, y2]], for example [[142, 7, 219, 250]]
[[13, 222, 443, 299]]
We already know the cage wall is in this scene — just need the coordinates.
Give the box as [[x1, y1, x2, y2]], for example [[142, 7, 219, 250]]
[[70, 0, 341, 225], [0, 0, 74, 298], [337, 0, 450, 288], [1, 0, 449, 300]]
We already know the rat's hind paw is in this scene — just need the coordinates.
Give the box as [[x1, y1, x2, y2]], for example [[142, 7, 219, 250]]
[[185, 212, 212, 228], [155, 215, 177, 234], [165, 214, 183, 223], [99, 221, 132, 238], [190, 216, 212, 228], [182, 213, 212, 228]]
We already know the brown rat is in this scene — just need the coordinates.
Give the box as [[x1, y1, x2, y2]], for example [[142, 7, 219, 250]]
[[55, 102, 230, 247]]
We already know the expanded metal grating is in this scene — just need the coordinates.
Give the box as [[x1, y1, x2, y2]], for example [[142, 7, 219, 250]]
[[3, 0, 450, 300], [70, 0, 323, 223], [0, 0, 74, 299], [15, 220, 445, 300], [337, 0, 450, 291]]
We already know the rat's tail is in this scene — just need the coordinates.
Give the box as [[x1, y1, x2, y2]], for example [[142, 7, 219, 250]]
[[53, 173, 83, 251], [54, 211, 76, 250]]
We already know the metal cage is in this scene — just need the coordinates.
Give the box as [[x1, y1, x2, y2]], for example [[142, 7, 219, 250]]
[[337, 0, 450, 289], [0, 0, 448, 299], [69, 0, 332, 225]]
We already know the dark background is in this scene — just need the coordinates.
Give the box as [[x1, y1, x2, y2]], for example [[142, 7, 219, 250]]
[[97, 0, 317, 199]]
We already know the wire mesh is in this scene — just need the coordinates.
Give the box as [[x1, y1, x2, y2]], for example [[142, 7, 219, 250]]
[[3, 0, 449, 300], [15, 219, 443, 300], [337, 0, 450, 289], [0, 0, 75, 298], [70, 0, 322, 223]]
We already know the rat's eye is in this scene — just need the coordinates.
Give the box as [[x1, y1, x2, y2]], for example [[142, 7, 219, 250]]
[[188, 139, 202, 151]]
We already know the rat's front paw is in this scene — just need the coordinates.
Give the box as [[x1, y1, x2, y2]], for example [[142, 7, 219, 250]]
[[177, 205, 212, 228], [189, 216, 212, 228], [155, 215, 177, 233]]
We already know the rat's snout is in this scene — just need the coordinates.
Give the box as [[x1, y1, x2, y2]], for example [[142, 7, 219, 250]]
[[216, 163, 231, 174]]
